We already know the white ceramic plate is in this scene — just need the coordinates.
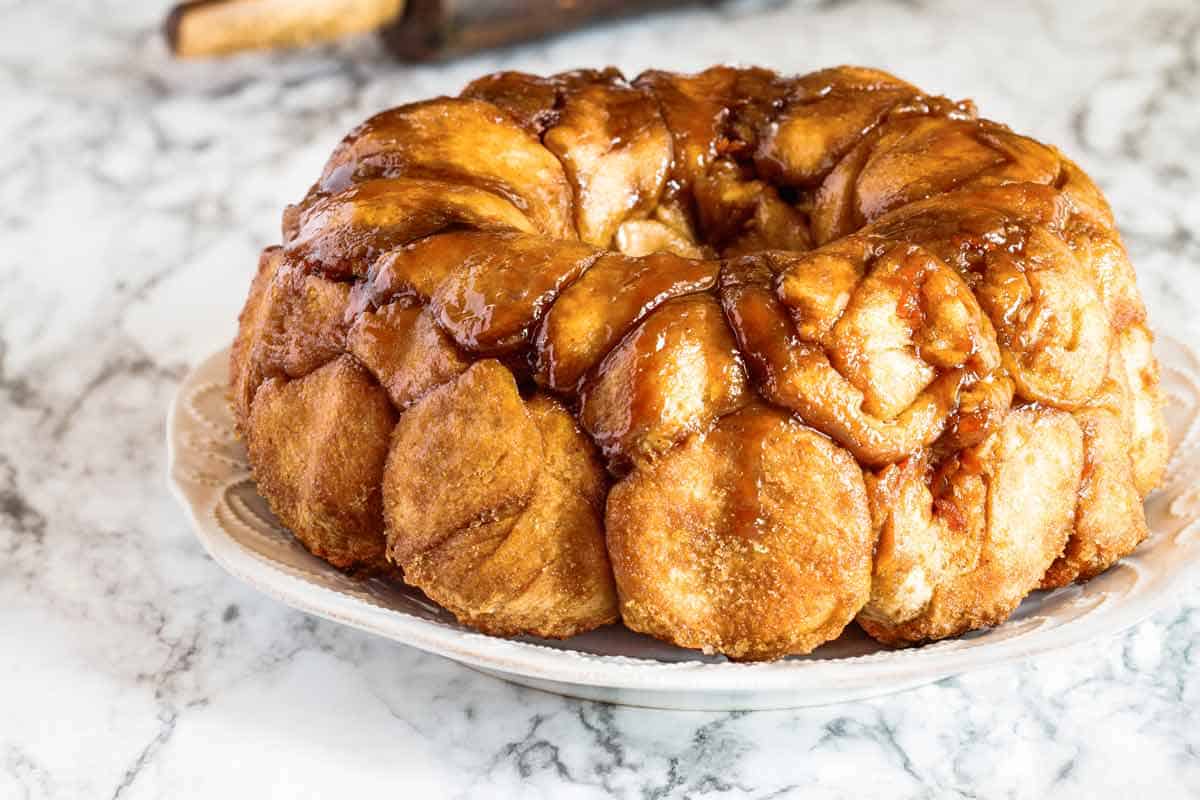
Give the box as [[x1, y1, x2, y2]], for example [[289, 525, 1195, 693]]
[[167, 339, 1200, 710]]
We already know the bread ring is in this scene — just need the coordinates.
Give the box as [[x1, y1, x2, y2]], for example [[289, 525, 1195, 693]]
[[232, 66, 1167, 660]]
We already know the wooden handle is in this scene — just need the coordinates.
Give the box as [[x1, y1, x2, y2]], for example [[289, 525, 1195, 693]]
[[383, 0, 700, 61], [166, 0, 406, 58]]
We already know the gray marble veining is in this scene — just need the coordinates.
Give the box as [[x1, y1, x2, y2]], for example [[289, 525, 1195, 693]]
[[1, 0, 1198, 796]]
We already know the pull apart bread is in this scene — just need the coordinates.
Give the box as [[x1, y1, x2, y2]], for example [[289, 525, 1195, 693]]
[[231, 66, 1167, 661]]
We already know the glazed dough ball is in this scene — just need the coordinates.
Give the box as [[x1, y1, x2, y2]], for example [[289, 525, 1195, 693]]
[[859, 406, 1084, 645], [606, 404, 873, 661]]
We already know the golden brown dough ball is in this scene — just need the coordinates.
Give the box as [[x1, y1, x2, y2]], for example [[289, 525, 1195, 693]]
[[606, 404, 873, 661], [246, 356, 397, 573], [383, 360, 618, 638], [859, 406, 1084, 645]]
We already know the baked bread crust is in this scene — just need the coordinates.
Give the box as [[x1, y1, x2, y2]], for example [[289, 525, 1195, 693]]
[[231, 65, 1167, 660]]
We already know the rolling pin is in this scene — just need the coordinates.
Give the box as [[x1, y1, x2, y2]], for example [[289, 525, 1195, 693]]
[[166, 0, 706, 61]]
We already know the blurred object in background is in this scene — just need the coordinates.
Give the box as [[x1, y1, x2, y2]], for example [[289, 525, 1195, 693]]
[[166, 0, 712, 61]]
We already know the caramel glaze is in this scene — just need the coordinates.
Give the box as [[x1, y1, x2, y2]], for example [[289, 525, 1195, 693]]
[[231, 65, 1168, 657]]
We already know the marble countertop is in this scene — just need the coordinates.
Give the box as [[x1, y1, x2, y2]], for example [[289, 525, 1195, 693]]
[[3, 0, 1199, 796]]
